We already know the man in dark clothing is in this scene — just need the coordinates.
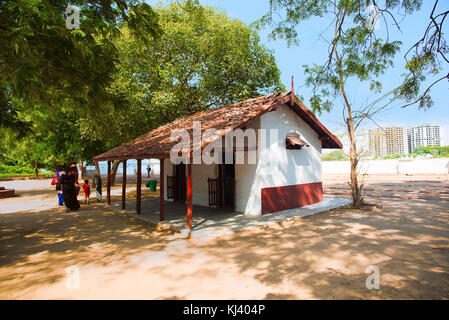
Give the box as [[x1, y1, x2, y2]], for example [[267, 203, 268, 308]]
[[60, 169, 80, 212]]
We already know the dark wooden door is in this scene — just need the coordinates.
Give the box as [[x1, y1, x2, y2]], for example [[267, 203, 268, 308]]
[[222, 163, 235, 208], [174, 163, 186, 201]]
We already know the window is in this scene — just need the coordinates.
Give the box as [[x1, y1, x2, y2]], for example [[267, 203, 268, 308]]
[[286, 132, 309, 150]]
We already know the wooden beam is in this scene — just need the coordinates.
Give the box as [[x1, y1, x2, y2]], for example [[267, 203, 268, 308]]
[[187, 163, 192, 229], [136, 159, 142, 215], [93, 153, 172, 162], [160, 159, 165, 221], [107, 160, 111, 205], [122, 160, 127, 210]]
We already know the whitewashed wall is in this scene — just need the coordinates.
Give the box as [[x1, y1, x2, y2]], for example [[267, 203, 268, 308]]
[[162, 103, 326, 214], [192, 163, 216, 206], [237, 104, 323, 215], [162, 159, 217, 206], [322, 158, 449, 175]]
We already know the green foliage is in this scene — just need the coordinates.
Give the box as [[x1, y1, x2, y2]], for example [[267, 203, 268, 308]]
[[0, 0, 161, 129], [394, 1, 448, 109], [79, 1, 285, 146], [0, 164, 35, 175], [322, 150, 348, 161], [380, 154, 402, 160], [414, 146, 449, 157], [258, 0, 423, 115], [1, 1, 284, 168], [148, 2, 284, 118]]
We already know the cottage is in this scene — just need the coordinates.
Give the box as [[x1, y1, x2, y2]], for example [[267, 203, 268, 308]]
[[93, 89, 342, 229]]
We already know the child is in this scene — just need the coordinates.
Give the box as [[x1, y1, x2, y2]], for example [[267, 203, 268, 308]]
[[82, 179, 91, 205]]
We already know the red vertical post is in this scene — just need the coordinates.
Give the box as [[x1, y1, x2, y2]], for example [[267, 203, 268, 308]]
[[136, 159, 141, 215], [160, 159, 165, 221], [187, 163, 192, 229], [107, 160, 111, 205], [122, 160, 127, 210]]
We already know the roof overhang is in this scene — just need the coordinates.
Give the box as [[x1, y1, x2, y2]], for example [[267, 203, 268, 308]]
[[93, 91, 342, 162]]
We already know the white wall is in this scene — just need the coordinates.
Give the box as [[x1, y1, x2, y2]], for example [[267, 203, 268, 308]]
[[162, 104, 326, 215], [322, 158, 449, 175], [237, 104, 323, 215], [235, 118, 260, 214], [162, 159, 217, 206], [192, 163, 217, 206]]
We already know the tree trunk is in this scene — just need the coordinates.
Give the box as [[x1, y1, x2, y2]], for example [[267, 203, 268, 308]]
[[336, 49, 363, 208], [94, 161, 101, 176], [110, 160, 121, 186], [34, 160, 39, 179], [346, 118, 363, 208]]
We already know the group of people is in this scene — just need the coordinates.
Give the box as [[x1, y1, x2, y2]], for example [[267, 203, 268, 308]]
[[53, 163, 102, 212]]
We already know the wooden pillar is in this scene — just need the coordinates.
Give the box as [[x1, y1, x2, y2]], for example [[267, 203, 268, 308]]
[[107, 160, 111, 205], [187, 163, 192, 229], [136, 159, 142, 215], [160, 159, 165, 221], [122, 160, 127, 210]]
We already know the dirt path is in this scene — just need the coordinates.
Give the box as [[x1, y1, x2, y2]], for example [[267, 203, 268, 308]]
[[0, 176, 448, 299]]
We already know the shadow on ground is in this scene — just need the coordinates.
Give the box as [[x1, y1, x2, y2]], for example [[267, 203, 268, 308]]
[[0, 177, 448, 299]]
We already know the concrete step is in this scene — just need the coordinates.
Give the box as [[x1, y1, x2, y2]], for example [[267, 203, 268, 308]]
[[0, 189, 15, 199]]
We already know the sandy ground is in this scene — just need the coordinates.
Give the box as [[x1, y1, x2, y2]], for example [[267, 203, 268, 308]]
[[0, 174, 448, 299]]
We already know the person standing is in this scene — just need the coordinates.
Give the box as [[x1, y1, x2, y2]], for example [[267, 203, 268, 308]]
[[147, 164, 151, 178], [53, 166, 64, 206], [60, 168, 80, 212], [92, 174, 102, 202], [82, 179, 91, 205]]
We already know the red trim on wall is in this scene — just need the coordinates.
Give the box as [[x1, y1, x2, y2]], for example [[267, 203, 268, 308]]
[[261, 182, 323, 215]]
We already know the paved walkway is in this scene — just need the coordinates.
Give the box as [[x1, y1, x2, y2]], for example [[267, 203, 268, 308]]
[[108, 197, 352, 239]]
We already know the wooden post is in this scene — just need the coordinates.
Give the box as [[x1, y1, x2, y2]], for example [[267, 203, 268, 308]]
[[136, 159, 142, 215], [107, 160, 111, 205], [187, 163, 192, 229], [160, 159, 164, 221], [122, 160, 127, 210]]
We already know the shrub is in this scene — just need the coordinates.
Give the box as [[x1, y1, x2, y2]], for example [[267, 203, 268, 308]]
[[0, 164, 35, 175]]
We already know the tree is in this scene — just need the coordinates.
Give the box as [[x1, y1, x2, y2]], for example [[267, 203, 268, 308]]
[[397, 0, 449, 108], [259, 0, 422, 207], [2, 103, 109, 177], [79, 1, 285, 184], [0, 0, 161, 128], [144, 1, 285, 121], [322, 150, 348, 161]]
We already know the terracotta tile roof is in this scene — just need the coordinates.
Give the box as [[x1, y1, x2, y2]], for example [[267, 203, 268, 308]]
[[93, 91, 342, 161]]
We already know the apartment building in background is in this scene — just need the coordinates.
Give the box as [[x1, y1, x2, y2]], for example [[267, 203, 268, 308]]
[[407, 124, 442, 154], [369, 127, 409, 157], [369, 124, 443, 157]]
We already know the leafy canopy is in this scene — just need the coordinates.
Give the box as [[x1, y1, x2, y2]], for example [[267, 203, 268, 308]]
[[0, 0, 161, 129], [79, 1, 285, 146]]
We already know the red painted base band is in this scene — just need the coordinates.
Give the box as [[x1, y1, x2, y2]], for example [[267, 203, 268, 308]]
[[261, 182, 323, 215]]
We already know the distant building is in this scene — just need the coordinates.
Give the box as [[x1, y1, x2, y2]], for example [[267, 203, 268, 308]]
[[369, 127, 409, 157], [407, 124, 442, 154], [369, 124, 443, 156]]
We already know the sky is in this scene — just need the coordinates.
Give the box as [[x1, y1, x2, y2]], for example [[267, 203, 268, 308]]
[[147, 0, 449, 149]]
